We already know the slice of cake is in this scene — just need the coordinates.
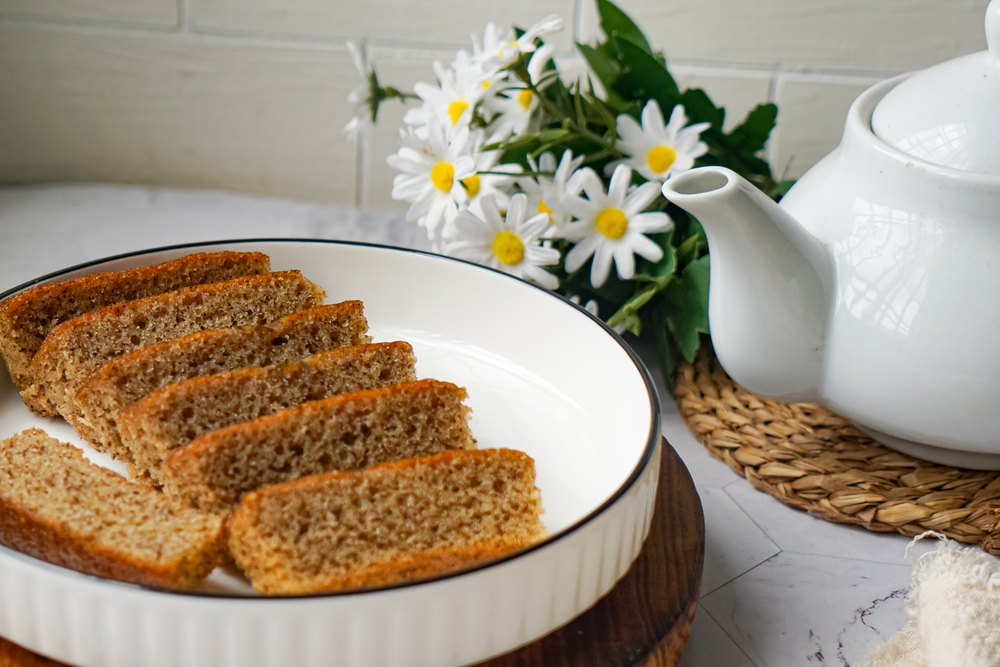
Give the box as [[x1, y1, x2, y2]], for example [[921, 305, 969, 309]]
[[0, 429, 224, 588], [227, 448, 546, 594], [0, 251, 270, 391], [162, 379, 475, 514], [119, 341, 417, 485], [73, 301, 370, 461], [25, 270, 325, 418]]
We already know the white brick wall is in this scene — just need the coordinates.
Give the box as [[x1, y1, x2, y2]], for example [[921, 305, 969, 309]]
[[0, 0, 991, 206]]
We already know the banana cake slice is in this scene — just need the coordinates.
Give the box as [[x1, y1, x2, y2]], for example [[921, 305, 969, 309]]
[[0, 251, 270, 391], [0, 429, 224, 589], [26, 270, 326, 419], [73, 301, 370, 462], [227, 448, 546, 594], [162, 379, 475, 514], [118, 341, 418, 485]]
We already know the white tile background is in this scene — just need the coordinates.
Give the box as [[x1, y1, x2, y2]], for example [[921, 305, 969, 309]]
[[0, 0, 992, 205]]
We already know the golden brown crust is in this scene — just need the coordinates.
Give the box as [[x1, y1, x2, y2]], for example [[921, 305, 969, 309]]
[[25, 270, 325, 417], [254, 541, 528, 594], [117, 341, 416, 484], [0, 429, 224, 589], [162, 379, 475, 513], [0, 251, 269, 391], [227, 448, 545, 594], [71, 301, 369, 462]]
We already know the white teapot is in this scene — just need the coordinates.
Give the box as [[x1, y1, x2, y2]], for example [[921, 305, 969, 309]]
[[662, 0, 1000, 468]]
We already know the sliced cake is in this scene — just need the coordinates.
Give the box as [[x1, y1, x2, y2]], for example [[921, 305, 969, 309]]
[[227, 448, 546, 594], [118, 341, 417, 485], [0, 429, 224, 588], [25, 270, 325, 418], [162, 379, 475, 514], [73, 301, 370, 460], [0, 251, 269, 391]]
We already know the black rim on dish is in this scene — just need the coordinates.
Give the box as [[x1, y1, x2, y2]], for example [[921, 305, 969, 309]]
[[0, 238, 663, 599]]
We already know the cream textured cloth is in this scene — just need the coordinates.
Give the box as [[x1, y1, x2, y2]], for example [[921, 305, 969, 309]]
[[859, 532, 1000, 667]]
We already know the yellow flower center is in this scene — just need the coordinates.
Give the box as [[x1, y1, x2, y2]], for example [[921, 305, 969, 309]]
[[430, 162, 455, 192], [492, 230, 525, 265], [537, 199, 553, 222], [447, 100, 469, 124], [646, 145, 677, 174], [481, 80, 491, 89], [595, 207, 628, 239], [461, 174, 481, 198], [517, 89, 533, 111]]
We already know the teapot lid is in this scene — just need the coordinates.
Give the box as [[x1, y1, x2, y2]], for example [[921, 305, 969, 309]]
[[871, 0, 1000, 175]]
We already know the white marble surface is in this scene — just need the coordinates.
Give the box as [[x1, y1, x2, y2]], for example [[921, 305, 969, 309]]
[[0, 183, 926, 667]]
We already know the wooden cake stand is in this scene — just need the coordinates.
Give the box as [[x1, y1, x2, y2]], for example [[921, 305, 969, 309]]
[[0, 439, 706, 667]]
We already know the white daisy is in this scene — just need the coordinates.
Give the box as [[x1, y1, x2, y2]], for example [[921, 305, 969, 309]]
[[455, 132, 521, 221], [444, 194, 560, 289], [612, 101, 711, 182], [386, 118, 476, 239], [516, 149, 585, 233], [560, 164, 672, 288], [484, 44, 555, 141], [475, 15, 564, 70], [403, 55, 499, 131]]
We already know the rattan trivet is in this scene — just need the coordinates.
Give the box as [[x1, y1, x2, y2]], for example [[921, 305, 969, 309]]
[[676, 349, 1000, 555]]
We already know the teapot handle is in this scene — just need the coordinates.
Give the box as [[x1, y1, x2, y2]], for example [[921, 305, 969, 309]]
[[989, 0, 1000, 62]]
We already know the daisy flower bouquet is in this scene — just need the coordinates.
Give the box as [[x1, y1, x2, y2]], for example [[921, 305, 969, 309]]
[[350, 0, 790, 385]]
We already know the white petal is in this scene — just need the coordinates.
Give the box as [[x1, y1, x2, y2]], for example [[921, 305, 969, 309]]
[[641, 99, 665, 134], [577, 168, 607, 204], [628, 233, 665, 261], [565, 234, 600, 272], [622, 182, 662, 216], [616, 113, 644, 146], [559, 196, 598, 225], [522, 264, 559, 289], [478, 195, 505, 231], [528, 44, 555, 84], [520, 213, 551, 241], [607, 164, 632, 206], [590, 242, 614, 288], [613, 244, 635, 280], [505, 193, 528, 227], [629, 212, 673, 234], [525, 244, 560, 266]]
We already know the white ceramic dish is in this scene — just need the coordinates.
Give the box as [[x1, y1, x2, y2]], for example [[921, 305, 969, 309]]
[[0, 239, 661, 667]]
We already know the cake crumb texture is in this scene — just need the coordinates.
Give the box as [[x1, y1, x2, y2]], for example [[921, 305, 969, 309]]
[[119, 341, 417, 485], [73, 301, 369, 462], [0, 429, 224, 588], [227, 448, 546, 594], [162, 379, 476, 514], [0, 251, 270, 391], [25, 270, 325, 418]]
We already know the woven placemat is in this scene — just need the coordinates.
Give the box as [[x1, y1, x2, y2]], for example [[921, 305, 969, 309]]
[[675, 349, 1000, 554]]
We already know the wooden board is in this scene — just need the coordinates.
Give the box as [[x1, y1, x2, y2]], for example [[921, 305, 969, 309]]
[[0, 439, 705, 667], [478, 438, 706, 667]]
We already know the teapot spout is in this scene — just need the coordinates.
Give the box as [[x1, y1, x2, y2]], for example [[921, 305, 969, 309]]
[[662, 167, 832, 402]]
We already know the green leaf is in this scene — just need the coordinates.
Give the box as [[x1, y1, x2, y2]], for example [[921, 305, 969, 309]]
[[679, 88, 725, 132], [610, 37, 680, 110], [652, 299, 680, 394], [596, 0, 652, 54], [662, 255, 710, 362], [634, 230, 676, 283], [728, 103, 778, 154], [576, 43, 619, 92]]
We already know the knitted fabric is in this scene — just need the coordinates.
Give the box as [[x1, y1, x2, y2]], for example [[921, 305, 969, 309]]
[[860, 532, 1000, 667]]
